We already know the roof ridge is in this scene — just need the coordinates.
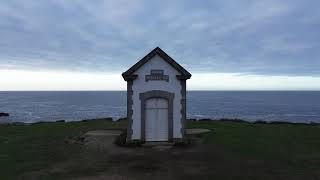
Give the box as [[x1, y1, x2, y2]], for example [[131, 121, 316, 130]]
[[122, 47, 191, 81]]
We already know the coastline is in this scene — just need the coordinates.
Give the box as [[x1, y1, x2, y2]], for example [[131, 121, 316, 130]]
[[1, 117, 319, 126]]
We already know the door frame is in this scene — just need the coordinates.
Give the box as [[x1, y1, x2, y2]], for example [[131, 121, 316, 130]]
[[139, 90, 174, 142]]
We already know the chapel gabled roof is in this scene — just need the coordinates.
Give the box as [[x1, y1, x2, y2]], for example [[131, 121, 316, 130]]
[[122, 47, 191, 81]]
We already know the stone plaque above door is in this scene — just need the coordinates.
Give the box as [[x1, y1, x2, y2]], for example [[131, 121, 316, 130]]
[[145, 69, 169, 82]]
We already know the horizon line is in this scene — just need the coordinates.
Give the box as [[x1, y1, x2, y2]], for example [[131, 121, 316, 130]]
[[1, 89, 320, 92]]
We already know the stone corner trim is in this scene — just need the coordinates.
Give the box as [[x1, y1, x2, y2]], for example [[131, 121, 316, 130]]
[[180, 80, 187, 139], [126, 80, 134, 142]]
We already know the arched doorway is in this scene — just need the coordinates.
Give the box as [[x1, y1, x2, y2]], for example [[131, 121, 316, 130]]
[[145, 98, 169, 141], [139, 90, 174, 142]]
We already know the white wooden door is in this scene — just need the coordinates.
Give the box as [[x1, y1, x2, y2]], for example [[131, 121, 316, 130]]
[[145, 98, 168, 141]]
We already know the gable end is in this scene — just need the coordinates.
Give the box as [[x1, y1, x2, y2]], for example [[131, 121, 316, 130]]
[[122, 47, 191, 81]]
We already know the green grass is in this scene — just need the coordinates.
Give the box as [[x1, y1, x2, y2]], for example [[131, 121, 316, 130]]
[[0, 119, 320, 179], [0, 119, 126, 180], [187, 120, 320, 168]]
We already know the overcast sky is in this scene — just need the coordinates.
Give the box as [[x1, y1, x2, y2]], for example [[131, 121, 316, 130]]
[[0, 0, 319, 90]]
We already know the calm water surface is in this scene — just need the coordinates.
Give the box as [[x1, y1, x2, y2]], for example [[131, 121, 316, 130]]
[[0, 91, 320, 123]]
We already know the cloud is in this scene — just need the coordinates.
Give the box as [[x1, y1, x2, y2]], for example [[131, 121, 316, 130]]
[[0, 70, 125, 91], [1, 70, 320, 90], [189, 73, 320, 90], [0, 0, 319, 77]]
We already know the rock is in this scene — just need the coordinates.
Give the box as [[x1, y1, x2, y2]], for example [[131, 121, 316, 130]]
[[82, 117, 113, 122], [55, 120, 65, 123], [186, 128, 211, 135], [0, 112, 9, 117]]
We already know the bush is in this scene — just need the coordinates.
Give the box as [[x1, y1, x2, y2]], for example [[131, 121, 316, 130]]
[[197, 118, 213, 122], [253, 120, 268, 124], [218, 118, 248, 123]]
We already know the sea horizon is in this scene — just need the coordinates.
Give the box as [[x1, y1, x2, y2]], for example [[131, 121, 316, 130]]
[[1, 91, 320, 124]]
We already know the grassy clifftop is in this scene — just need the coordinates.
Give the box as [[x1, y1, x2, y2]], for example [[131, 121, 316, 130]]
[[188, 120, 320, 164], [0, 119, 319, 179]]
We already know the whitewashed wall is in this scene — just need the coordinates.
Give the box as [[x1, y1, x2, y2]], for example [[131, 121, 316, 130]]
[[131, 55, 182, 140]]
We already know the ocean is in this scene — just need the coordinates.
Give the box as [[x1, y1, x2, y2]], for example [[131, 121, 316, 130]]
[[0, 91, 320, 123]]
